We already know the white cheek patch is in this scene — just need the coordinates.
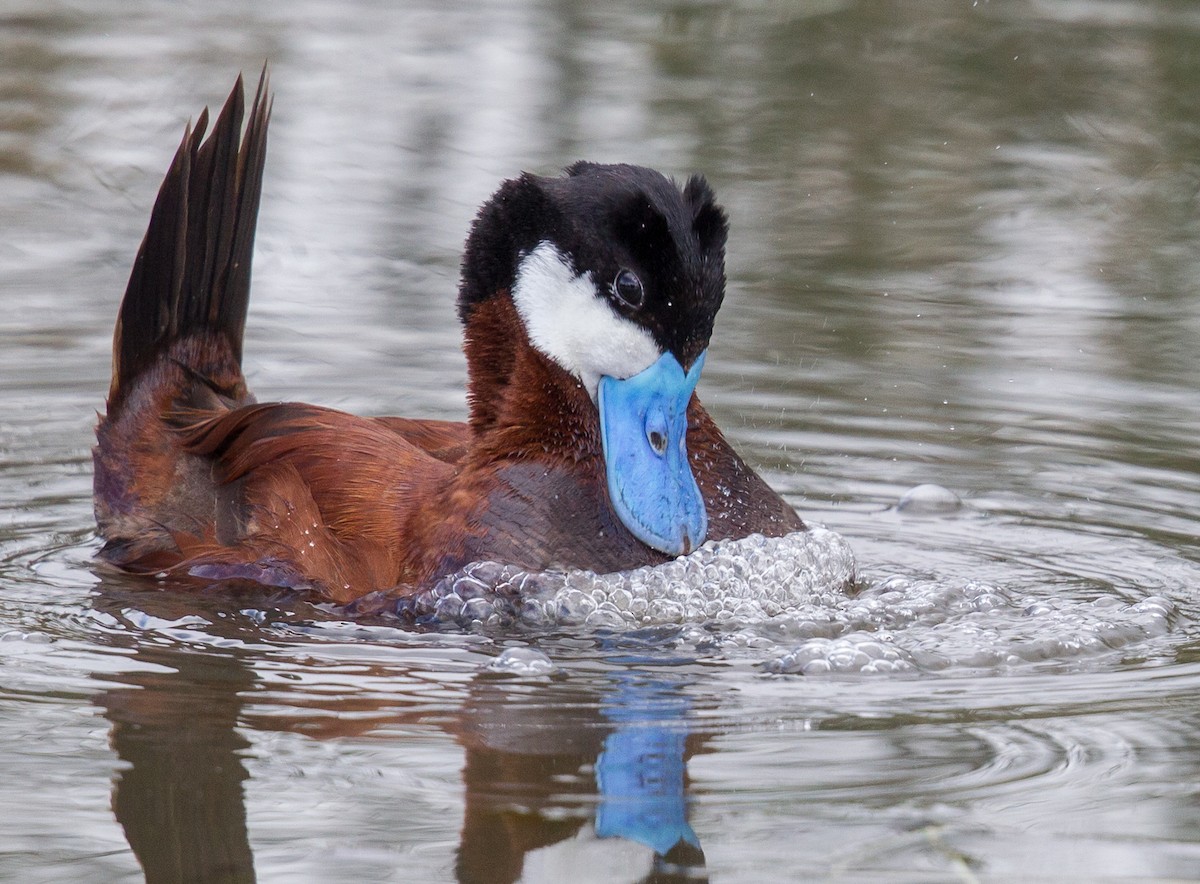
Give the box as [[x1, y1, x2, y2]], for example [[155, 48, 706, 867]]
[[511, 241, 661, 399]]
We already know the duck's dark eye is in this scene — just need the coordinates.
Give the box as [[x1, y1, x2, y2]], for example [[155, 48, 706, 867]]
[[613, 269, 645, 309]]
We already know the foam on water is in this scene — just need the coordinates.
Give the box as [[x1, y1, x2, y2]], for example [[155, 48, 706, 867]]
[[345, 526, 854, 628], [765, 578, 1176, 675], [338, 525, 1178, 676]]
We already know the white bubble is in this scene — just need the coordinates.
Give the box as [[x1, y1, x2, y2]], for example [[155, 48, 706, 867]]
[[484, 646, 556, 676], [897, 483, 962, 515]]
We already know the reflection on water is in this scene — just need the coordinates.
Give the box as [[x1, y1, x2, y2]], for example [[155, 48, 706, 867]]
[[457, 675, 706, 883], [594, 681, 702, 869], [5, 0, 1200, 880], [92, 589, 709, 884], [102, 647, 257, 883]]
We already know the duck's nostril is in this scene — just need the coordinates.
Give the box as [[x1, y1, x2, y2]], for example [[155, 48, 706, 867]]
[[648, 430, 667, 454]]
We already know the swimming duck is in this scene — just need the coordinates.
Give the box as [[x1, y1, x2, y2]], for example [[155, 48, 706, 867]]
[[93, 72, 804, 604]]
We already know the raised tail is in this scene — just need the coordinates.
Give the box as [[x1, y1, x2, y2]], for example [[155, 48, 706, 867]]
[[109, 69, 270, 413], [95, 71, 272, 569]]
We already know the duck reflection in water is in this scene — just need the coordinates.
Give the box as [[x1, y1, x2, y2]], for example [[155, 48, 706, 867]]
[[457, 673, 707, 883], [94, 594, 257, 883], [93, 593, 708, 883], [595, 683, 704, 871]]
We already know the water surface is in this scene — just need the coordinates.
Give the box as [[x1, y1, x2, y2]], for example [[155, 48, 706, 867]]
[[4, 1, 1200, 881]]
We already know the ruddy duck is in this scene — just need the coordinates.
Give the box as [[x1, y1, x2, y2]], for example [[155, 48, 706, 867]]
[[93, 72, 804, 604]]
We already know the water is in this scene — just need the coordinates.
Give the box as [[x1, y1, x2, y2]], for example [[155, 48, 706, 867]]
[[5, 1, 1200, 880]]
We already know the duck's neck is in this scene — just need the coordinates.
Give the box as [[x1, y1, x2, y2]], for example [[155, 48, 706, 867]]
[[461, 295, 520, 435], [461, 295, 602, 462]]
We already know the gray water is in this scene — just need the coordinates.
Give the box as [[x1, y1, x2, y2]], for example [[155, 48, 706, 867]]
[[5, 1, 1200, 881]]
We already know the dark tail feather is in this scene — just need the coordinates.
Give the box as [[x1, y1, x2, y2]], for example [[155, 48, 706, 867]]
[[108, 68, 272, 412]]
